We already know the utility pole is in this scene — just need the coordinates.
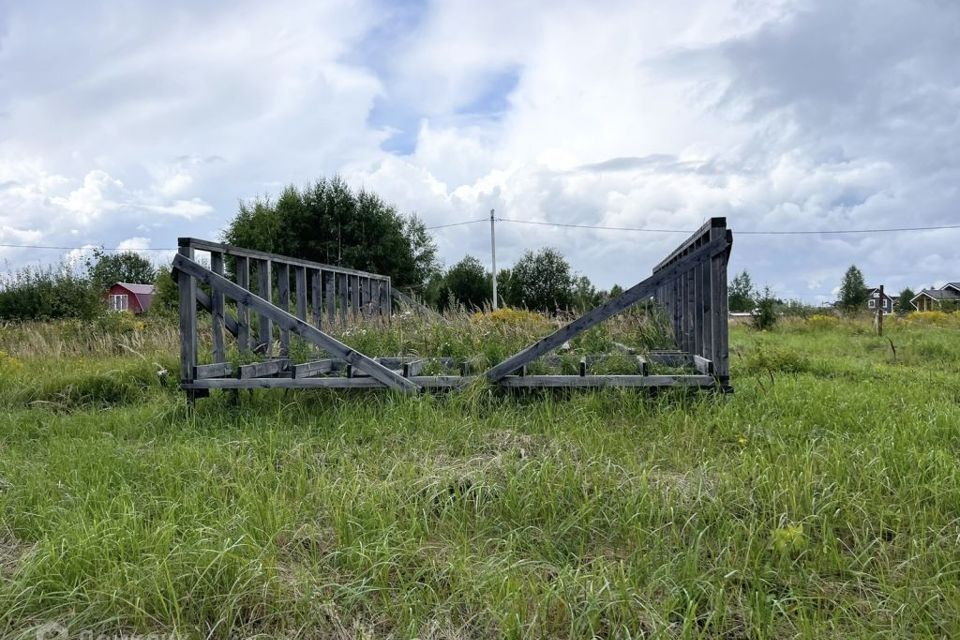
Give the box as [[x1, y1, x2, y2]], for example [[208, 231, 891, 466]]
[[877, 284, 884, 336], [490, 208, 498, 310]]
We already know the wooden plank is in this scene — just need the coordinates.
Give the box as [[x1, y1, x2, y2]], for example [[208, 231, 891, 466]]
[[292, 359, 342, 378], [172, 254, 418, 392], [277, 263, 290, 356], [350, 275, 360, 317], [652, 218, 724, 272], [296, 266, 308, 321], [402, 359, 424, 377], [177, 242, 197, 385], [324, 271, 335, 328], [578, 357, 587, 376], [236, 256, 250, 351], [693, 355, 714, 375], [257, 259, 272, 356], [179, 237, 390, 280], [194, 362, 235, 379], [310, 270, 321, 329], [337, 273, 347, 325], [700, 259, 711, 362], [238, 359, 290, 379], [185, 375, 471, 390], [498, 375, 715, 388], [210, 251, 225, 363], [484, 233, 730, 382]]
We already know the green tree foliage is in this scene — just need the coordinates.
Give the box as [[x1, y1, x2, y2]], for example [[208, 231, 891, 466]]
[[87, 251, 157, 291], [895, 287, 915, 314], [571, 275, 601, 311], [751, 285, 778, 330], [437, 256, 489, 310], [0, 265, 101, 320], [728, 270, 755, 312], [151, 266, 180, 317], [838, 265, 868, 310], [224, 176, 439, 289], [503, 248, 574, 312]]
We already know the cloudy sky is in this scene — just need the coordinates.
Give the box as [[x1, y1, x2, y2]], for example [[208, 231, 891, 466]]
[[1, 0, 958, 301]]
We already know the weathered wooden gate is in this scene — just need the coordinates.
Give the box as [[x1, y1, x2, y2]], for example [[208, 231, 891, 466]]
[[173, 218, 732, 399]]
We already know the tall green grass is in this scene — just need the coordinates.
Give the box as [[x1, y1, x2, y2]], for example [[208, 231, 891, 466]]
[[0, 313, 958, 638]]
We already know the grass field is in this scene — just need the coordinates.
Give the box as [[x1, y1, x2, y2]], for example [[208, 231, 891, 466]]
[[0, 311, 959, 639]]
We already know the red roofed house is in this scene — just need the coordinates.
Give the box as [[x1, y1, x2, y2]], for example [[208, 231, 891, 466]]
[[106, 282, 156, 314]]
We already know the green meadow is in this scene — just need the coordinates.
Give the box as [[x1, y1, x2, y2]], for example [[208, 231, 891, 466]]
[[0, 312, 958, 638]]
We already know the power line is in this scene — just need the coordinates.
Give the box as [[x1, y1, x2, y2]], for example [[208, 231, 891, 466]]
[[1, 218, 957, 253], [493, 218, 960, 235], [0, 243, 177, 251], [425, 218, 487, 230]]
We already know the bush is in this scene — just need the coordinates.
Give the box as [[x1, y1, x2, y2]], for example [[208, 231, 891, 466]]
[[0, 266, 102, 320], [751, 287, 778, 331], [905, 311, 959, 328]]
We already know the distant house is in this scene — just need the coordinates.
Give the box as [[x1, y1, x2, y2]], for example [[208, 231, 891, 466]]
[[106, 282, 155, 314], [865, 287, 898, 315], [910, 282, 960, 311]]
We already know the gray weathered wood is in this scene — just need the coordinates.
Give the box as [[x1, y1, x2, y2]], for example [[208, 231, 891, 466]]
[[310, 270, 321, 329], [485, 233, 730, 382], [325, 271, 335, 327], [194, 362, 235, 379], [236, 256, 250, 352], [257, 259, 273, 356], [498, 375, 715, 388], [337, 273, 347, 325], [180, 237, 391, 281], [238, 359, 290, 379], [292, 359, 343, 378], [350, 275, 360, 318], [277, 263, 290, 356], [402, 359, 424, 377], [184, 375, 471, 390], [177, 243, 197, 385], [210, 252, 225, 363], [692, 355, 714, 375], [296, 266, 308, 321], [172, 254, 418, 392]]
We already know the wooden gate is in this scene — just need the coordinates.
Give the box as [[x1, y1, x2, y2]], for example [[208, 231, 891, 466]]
[[173, 218, 732, 399]]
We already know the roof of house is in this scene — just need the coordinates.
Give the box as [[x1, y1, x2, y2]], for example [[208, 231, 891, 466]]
[[912, 288, 960, 301], [114, 282, 155, 295], [944, 282, 960, 292]]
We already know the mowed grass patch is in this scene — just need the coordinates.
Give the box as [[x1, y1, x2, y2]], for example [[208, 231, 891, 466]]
[[0, 317, 958, 638]]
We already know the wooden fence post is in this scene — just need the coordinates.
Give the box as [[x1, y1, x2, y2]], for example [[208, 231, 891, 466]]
[[210, 251, 225, 364], [236, 256, 250, 353], [257, 259, 273, 356], [177, 240, 197, 397]]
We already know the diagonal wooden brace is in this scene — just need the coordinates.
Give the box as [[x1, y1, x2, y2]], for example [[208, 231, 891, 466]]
[[172, 254, 418, 392], [484, 233, 731, 382]]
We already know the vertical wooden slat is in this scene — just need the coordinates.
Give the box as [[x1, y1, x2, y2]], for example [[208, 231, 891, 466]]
[[177, 241, 197, 388], [277, 263, 290, 356], [385, 278, 392, 318], [685, 264, 695, 355], [351, 275, 360, 318], [337, 273, 348, 325], [236, 256, 250, 353], [210, 251, 225, 363], [257, 259, 273, 356], [700, 259, 711, 361], [296, 266, 308, 321], [325, 271, 336, 327], [311, 270, 321, 329], [709, 221, 730, 384]]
